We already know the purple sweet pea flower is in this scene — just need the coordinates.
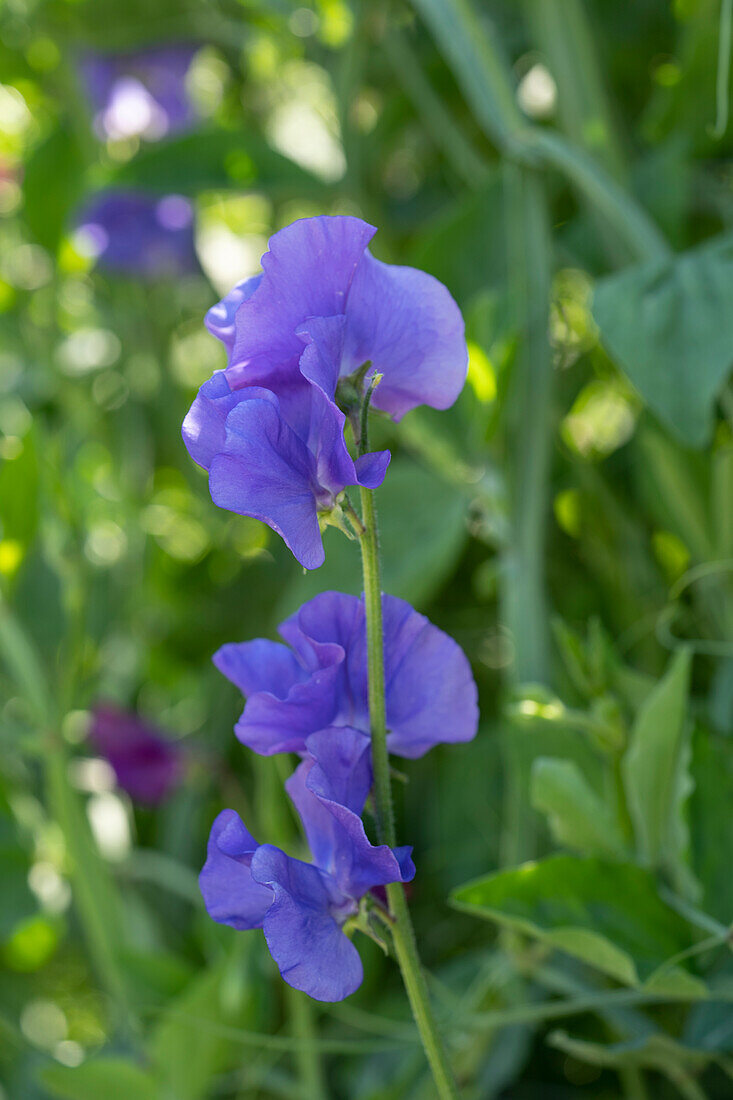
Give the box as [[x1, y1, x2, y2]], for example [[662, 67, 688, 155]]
[[199, 728, 414, 1001], [214, 591, 478, 759], [182, 215, 466, 569], [206, 215, 467, 421], [89, 704, 184, 805], [80, 44, 199, 141], [75, 190, 198, 278]]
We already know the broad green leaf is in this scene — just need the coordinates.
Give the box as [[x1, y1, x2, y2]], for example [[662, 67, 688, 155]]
[[278, 459, 469, 615], [621, 647, 697, 894], [108, 128, 323, 198], [592, 234, 733, 447], [41, 1059, 159, 1100], [452, 854, 698, 986], [530, 758, 624, 857]]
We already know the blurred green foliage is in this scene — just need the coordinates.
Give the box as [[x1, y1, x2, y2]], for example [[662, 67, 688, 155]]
[[0, 0, 732, 1097]]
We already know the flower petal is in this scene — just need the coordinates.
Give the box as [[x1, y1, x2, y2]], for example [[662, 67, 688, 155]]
[[217, 635, 343, 756], [297, 314, 345, 400], [287, 747, 414, 901], [228, 217, 376, 379], [213, 639, 307, 698], [343, 253, 467, 420], [208, 397, 324, 569], [199, 810, 273, 930], [205, 275, 262, 356], [304, 727, 372, 815], [381, 596, 479, 758], [251, 845, 363, 1002], [182, 373, 277, 471], [354, 450, 391, 489]]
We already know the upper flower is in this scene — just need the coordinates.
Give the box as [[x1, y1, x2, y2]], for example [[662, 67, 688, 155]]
[[199, 727, 414, 1001], [205, 215, 468, 422], [182, 216, 467, 569], [214, 591, 479, 759]]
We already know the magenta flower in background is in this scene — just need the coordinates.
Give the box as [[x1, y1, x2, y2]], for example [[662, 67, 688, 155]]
[[183, 216, 466, 568], [76, 191, 198, 278], [215, 590, 478, 759], [89, 704, 184, 805], [199, 727, 414, 1001], [80, 44, 199, 141]]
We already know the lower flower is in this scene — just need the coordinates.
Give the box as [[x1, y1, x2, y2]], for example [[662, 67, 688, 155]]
[[199, 728, 414, 1001]]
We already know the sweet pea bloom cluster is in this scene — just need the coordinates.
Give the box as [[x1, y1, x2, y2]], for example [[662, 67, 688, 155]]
[[189, 216, 477, 1005], [201, 595, 477, 1000], [182, 215, 467, 568]]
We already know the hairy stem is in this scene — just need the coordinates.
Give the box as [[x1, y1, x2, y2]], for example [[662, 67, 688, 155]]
[[358, 485, 459, 1099]]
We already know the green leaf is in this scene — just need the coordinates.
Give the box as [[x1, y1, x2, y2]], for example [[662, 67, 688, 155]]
[[278, 459, 469, 615], [530, 758, 625, 857], [41, 1059, 159, 1100], [108, 127, 324, 198], [592, 234, 733, 447], [621, 647, 697, 893], [451, 854, 698, 986]]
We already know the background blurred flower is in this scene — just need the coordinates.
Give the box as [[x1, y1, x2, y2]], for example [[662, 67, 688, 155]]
[[80, 44, 199, 141], [89, 704, 185, 805], [74, 190, 199, 278]]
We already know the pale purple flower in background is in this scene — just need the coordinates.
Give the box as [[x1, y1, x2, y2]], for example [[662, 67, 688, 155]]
[[80, 44, 199, 142], [75, 191, 198, 278]]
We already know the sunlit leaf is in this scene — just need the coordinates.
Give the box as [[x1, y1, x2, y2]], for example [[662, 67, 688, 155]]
[[593, 235, 733, 447], [622, 647, 698, 895], [530, 758, 625, 857], [452, 854, 700, 986]]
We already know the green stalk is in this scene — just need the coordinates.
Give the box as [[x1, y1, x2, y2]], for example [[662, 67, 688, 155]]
[[383, 29, 490, 188], [0, 595, 133, 1030], [522, 0, 625, 180], [358, 485, 459, 1100], [502, 162, 553, 685], [412, 0, 670, 264]]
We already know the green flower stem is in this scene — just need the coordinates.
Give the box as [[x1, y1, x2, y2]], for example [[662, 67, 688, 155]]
[[358, 485, 459, 1100]]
